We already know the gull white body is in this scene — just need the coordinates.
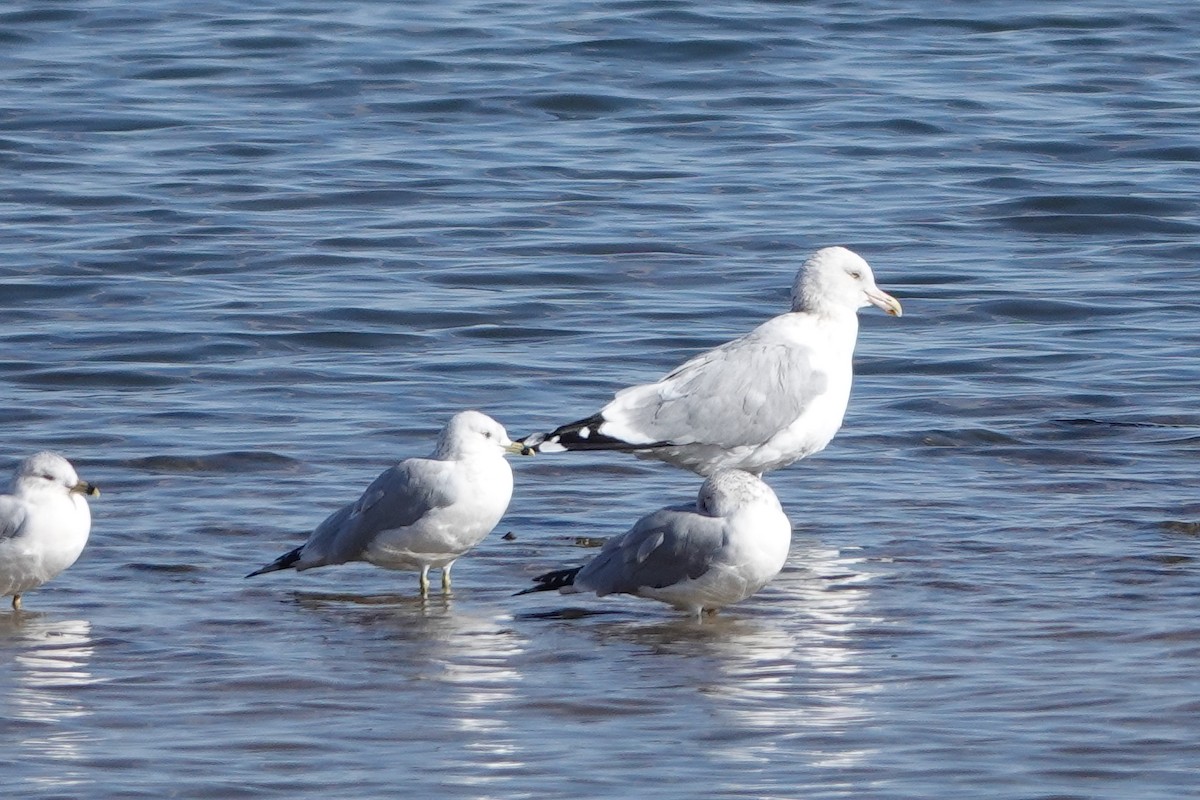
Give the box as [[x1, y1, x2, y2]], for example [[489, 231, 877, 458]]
[[522, 470, 793, 617], [358, 453, 513, 573], [0, 452, 97, 609], [600, 311, 860, 475], [521, 246, 902, 475], [249, 411, 520, 595]]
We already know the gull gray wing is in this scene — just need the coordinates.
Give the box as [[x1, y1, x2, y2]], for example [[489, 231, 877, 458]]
[[575, 507, 728, 596], [300, 460, 456, 566], [0, 497, 28, 541], [601, 331, 828, 449]]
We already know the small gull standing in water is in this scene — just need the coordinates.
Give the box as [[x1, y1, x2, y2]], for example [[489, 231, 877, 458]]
[[519, 247, 902, 475], [517, 469, 792, 618], [248, 411, 525, 596], [1, 452, 99, 610]]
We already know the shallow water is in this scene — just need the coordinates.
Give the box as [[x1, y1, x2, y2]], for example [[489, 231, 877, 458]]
[[2, 1, 1199, 798]]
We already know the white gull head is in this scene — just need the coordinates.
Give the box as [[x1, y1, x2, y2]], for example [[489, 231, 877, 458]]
[[791, 246, 903, 318]]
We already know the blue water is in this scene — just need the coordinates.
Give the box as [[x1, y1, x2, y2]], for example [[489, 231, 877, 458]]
[[2, 1, 1199, 798]]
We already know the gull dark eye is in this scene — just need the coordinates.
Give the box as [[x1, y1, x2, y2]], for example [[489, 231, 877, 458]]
[[483, 431, 493, 439], [848, 270, 862, 280]]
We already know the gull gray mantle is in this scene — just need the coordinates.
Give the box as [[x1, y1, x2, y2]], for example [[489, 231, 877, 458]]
[[520, 247, 902, 476]]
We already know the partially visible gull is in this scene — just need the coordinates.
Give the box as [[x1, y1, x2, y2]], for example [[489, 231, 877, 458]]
[[519, 246, 901, 475], [1, 452, 99, 610], [248, 411, 525, 596], [518, 469, 792, 618]]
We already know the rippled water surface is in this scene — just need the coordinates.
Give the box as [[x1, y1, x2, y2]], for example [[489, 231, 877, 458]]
[[2, 1, 1199, 798]]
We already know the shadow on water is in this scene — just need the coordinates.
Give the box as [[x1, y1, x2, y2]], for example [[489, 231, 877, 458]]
[[286, 589, 472, 631], [515, 606, 627, 620], [290, 589, 441, 607], [1, 614, 100, 794]]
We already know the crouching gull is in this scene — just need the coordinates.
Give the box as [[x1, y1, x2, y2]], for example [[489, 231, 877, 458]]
[[518, 246, 901, 475], [517, 469, 792, 618], [248, 411, 526, 596], [1, 452, 99, 610]]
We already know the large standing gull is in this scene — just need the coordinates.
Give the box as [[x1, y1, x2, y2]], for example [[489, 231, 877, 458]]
[[1, 452, 99, 610], [518, 469, 792, 618], [248, 411, 525, 596], [519, 246, 901, 475]]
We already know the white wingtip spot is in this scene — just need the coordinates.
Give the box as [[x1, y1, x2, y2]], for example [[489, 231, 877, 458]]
[[578, 427, 591, 439]]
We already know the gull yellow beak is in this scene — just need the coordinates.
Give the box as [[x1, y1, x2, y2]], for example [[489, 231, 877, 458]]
[[866, 288, 903, 317], [72, 480, 100, 497], [505, 441, 536, 456]]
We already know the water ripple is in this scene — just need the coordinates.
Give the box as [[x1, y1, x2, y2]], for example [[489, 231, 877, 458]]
[[2, 1, 1200, 797]]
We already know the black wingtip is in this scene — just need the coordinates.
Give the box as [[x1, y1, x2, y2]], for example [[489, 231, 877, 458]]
[[245, 545, 303, 579], [514, 566, 582, 596], [526, 413, 663, 453]]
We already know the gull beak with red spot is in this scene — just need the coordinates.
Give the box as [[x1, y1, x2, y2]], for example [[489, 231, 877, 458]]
[[866, 287, 903, 317]]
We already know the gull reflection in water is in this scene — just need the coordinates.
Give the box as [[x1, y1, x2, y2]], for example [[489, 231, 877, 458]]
[[290, 591, 528, 791], [434, 611, 527, 790], [2, 614, 99, 791], [584, 538, 878, 773], [699, 539, 880, 769]]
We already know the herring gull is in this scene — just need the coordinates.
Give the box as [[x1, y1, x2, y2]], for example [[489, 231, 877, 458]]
[[518, 246, 901, 475]]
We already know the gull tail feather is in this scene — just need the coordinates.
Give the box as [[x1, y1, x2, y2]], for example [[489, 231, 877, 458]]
[[515, 566, 583, 596], [246, 545, 303, 578], [518, 413, 664, 453]]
